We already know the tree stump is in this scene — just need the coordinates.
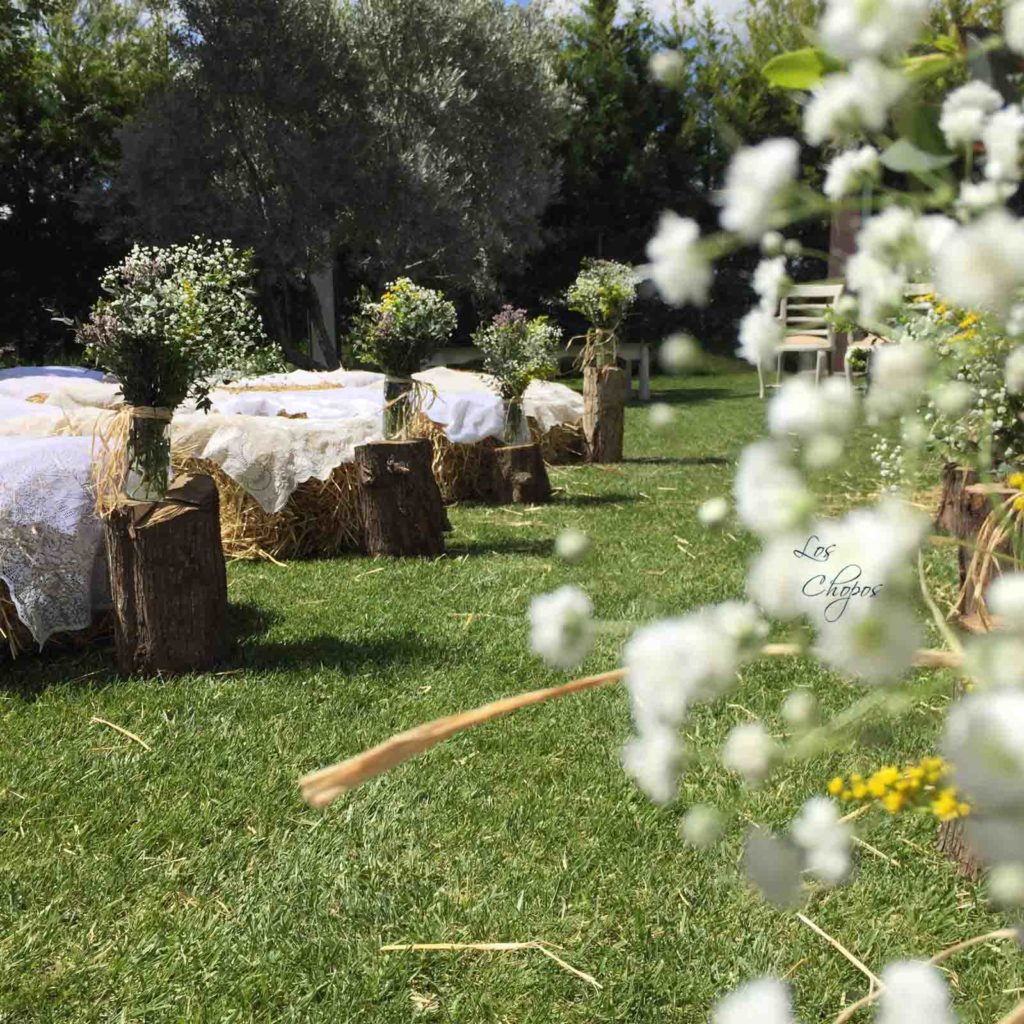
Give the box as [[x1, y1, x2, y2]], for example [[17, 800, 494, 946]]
[[356, 438, 448, 557], [492, 443, 552, 505], [583, 365, 629, 464], [104, 474, 228, 676], [936, 816, 984, 880]]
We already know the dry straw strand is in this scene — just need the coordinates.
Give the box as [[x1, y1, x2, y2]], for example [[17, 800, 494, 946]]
[[299, 646, 965, 808]]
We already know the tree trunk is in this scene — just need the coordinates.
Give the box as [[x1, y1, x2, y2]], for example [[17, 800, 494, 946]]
[[356, 439, 449, 557], [934, 463, 990, 877], [104, 474, 228, 676], [583, 365, 628, 464], [492, 443, 552, 505], [936, 817, 983, 880]]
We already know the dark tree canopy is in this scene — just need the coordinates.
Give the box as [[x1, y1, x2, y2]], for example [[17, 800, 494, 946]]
[[100, 0, 565, 364], [0, 0, 173, 362]]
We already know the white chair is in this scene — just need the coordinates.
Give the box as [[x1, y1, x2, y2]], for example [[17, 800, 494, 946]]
[[758, 283, 844, 399], [843, 283, 933, 386]]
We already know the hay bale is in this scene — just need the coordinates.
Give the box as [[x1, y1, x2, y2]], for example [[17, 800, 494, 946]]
[[533, 420, 585, 465], [410, 416, 498, 502], [174, 457, 365, 562], [1, 581, 113, 661], [0, 584, 31, 659]]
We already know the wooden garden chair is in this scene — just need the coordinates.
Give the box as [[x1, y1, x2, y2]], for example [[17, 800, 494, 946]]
[[758, 282, 844, 399]]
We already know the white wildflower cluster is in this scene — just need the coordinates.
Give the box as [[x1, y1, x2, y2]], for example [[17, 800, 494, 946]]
[[737, 307, 784, 368], [621, 603, 767, 803]]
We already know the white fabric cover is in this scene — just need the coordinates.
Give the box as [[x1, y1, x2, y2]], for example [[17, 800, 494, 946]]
[[172, 412, 383, 514], [0, 436, 107, 646]]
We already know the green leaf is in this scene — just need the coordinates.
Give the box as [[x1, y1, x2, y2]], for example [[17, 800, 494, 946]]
[[902, 52, 957, 84], [762, 48, 832, 90], [880, 138, 955, 175]]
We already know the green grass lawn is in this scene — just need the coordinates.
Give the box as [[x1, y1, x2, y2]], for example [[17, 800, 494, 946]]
[[1, 361, 1020, 1023]]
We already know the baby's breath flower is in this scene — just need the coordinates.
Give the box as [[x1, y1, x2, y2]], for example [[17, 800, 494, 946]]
[[823, 146, 880, 200], [660, 333, 700, 373], [734, 441, 813, 537], [989, 862, 1024, 907], [649, 402, 674, 428], [753, 256, 789, 312], [737, 307, 784, 368], [713, 978, 794, 1024], [643, 212, 711, 307], [815, 601, 922, 686], [528, 586, 594, 669], [554, 528, 590, 564], [622, 726, 683, 805], [722, 722, 779, 787], [803, 61, 905, 146], [878, 962, 954, 1024], [790, 797, 851, 884], [818, 0, 929, 60], [719, 139, 800, 240], [781, 689, 818, 729], [940, 80, 1004, 150], [935, 210, 1024, 316], [680, 804, 726, 848], [698, 495, 729, 527]]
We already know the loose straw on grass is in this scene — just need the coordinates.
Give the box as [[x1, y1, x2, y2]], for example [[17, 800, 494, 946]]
[[299, 646, 965, 808], [89, 716, 152, 752], [380, 940, 601, 989], [833, 928, 1021, 1024]]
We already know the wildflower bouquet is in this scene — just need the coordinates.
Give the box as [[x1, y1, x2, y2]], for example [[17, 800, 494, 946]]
[[352, 278, 457, 437], [565, 258, 637, 365], [473, 306, 560, 442], [80, 239, 275, 500]]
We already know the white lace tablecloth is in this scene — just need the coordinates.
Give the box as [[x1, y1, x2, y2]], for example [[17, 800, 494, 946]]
[[0, 436, 107, 646]]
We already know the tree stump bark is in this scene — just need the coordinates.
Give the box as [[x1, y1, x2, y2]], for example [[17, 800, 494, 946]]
[[104, 474, 228, 676], [583, 365, 628, 464], [492, 443, 552, 505], [936, 817, 984, 880], [356, 439, 448, 557]]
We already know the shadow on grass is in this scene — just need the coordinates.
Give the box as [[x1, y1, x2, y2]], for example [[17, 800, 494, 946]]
[[553, 493, 641, 507], [447, 538, 553, 558], [622, 456, 729, 467], [632, 387, 753, 406], [236, 630, 433, 675]]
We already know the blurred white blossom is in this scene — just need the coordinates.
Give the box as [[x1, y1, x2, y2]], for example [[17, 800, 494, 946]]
[[983, 103, 1024, 181], [753, 256, 789, 312], [818, 0, 929, 60], [790, 796, 851, 884], [723, 722, 779, 786], [823, 146, 880, 200], [935, 210, 1024, 316], [554, 528, 590, 564], [713, 978, 793, 1024], [644, 212, 711, 307], [698, 496, 729, 527], [940, 80, 1004, 149], [804, 61, 905, 146], [878, 961, 954, 1024], [815, 601, 922, 685], [720, 139, 799, 239], [622, 726, 683, 804], [737, 308, 784, 367], [735, 441, 813, 536], [528, 586, 594, 669], [768, 376, 857, 441]]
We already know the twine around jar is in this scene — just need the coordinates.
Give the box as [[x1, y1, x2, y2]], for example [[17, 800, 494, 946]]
[[91, 404, 174, 516]]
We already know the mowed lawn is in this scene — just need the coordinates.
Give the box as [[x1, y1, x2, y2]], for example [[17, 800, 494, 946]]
[[1, 362, 1020, 1023]]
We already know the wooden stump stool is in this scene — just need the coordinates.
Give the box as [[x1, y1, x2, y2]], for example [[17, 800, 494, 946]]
[[104, 474, 228, 676], [356, 438, 448, 557], [492, 443, 552, 505], [583, 365, 628, 464]]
